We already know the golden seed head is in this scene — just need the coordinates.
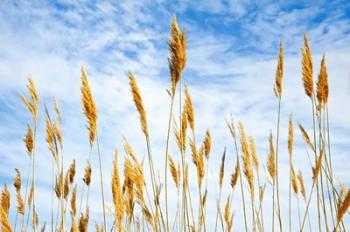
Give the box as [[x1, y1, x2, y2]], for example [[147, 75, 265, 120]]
[[68, 159, 76, 184], [81, 67, 98, 146], [219, 148, 226, 188], [291, 165, 298, 194], [297, 171, 306, 199], [0, 186, 10, 216], [298, 124, 315, 152], [24, 124, 34, 155], [168, 16, 186, 95], [249, 136, 259, 173], [83, 161, 92, 186], [112, 150, 124, 231], [13, 168, 21, 192], [78, 207, 89, 232], [184, 85, 195, 131], [316, 54, 329, 110], [70, 185, 77, 217], [16, 191, 25, 215], [203, 130, 211, 159], [337, 189, 350, 224], [275, 41, 284, 97], [0, 205, 12, 232], [168, 154, 179, 188], [230, 161, 240, 189], [267, 132, 276, 181], [129, 72, 149, 138], [239, 122, 254, 197], [20, 77, 39, 120], [288, 114, 294, 158], [312, 147, 324, 183], [301, 32, 314, 98]]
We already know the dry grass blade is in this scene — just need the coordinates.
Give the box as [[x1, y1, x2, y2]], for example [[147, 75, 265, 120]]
[[298, 124, 315, 152], [316, 54, 329, 110], [81, 67, 97, 146], [168, 16, 186, 95], [129, 71, 149, 138], [275, 41, 284, 97], [301, 32, 314, 98]]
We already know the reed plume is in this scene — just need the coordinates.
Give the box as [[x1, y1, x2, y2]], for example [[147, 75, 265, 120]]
[[129, 72, 149, 138], [219, 148, 226, 188], [298, 124, 315, 152], [83, 162, 92, 186], [239, 123, 254, 197], [168, 16, 186, 95], [312, 147, 324, 183], [230, 162, 240, 189], [13, 169, 21, 192], [291, 165, 298, 194], [301, 32, 314, 98], [78, 207, 89, 232], [24, 125, 34, 155], [316, 54, 329, 110], [0, 186, 10, 216], [288, 115, 294, 157], [249, 136, 259, 173], [0, 206, 12, 232], [185, 85, 195, 131], [336, 189, 350, 227], [274, 41, 283, 98], [112, 150, 124, 232], [68, 160, 76, 184], [297, 171, 306, 199], [168, 154, 179, 188], [70, 185, 77, 217], [19, 77, 39, 120], [80, 67, 97, 146]]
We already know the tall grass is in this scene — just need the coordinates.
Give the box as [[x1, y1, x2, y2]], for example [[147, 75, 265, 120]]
[[0, 18, 349, 232]]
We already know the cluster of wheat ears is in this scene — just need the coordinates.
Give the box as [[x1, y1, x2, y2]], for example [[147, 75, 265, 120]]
[[0, 17, 349, 232]]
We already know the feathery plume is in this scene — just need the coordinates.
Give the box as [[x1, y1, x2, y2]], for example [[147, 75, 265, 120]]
[[0, 186, 10, 215], [219, 148, 226, 188], [83, 162, 92, 186], [68, 159, 76, 184], [249, 136, 259, 173], [20, 77, 39, 119], [288, 114, 294, 158], [78, 207, 89, 232], [0, 206, 12, 232], [301, 32, 314, 98], [267, 132, 276, 180], [275, 41, 284, 97], [55, 171, 63, 198], [129, 72, 149, 138], [297, 171, 306, 199], [168, 154, 179, 188], [230, 162, 240, 189], [203, 130, 211, 159], [312, 147, 324, 183], [16, 191, 25, 215], [184, 85, 195, 131], [24, 124, 34, 155], [112, 150, 123, 232], [53, 97, 62, 123], [239, 123, 254, 197], [45, 115, 57, 162], [13, 169, 21, 192], [337, 189, 350, 225], [291, 165, 298, 194], [316, 54, 329, 109], [298, 124, 315, 152], [28, 185, 34, 206], [81, 67, 97, 146], [70, 185, 77, 217], [168, 16, 186, 95]]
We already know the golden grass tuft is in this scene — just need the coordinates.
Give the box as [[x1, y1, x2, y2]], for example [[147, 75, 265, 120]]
[[312, 147, 324, 183], [184, 85, 195, 131], [13, 169, 21, 192], [297, 171, 306, 199], [337, 189, 350, 225], [168, 154, 179, 188], [275, 41, 284, 97], [301, 32, 314, 98], [168, 16, 186, 95], [19, 77, 39, 120], [0, 206, 12, 232], [290, 165, 298, 194], [249, 136, 259, 173], [239, 122, 254, 197], [24, 124, 34, 155], [83, 162, 92, 186], [0, 186, 10, 216], [112, 150, 124, 232], [298, 124, 315, 152], [316, 54, 329, 109], [288, 114, 294, 158], [129, 72, 149, 138], [78, 207, 89, 232], [81, 67, 97, 146], [219, 148, 226, 188], [267, 132, 276, 180], [230, 162, 240, 189]]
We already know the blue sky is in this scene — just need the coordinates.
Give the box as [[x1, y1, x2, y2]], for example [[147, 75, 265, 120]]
[[0, 0, 350, 231]]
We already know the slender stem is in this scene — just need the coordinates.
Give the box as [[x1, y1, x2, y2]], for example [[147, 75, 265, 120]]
[[275, 97, 283, 231], [289, 157, 292, 232], [214, 188, 222, 232], [51, 159, 55, 232], [297, 196, 301, 230], [300, 182, 316, 231], [164, 95, 175, 232], [96, 135, 107, 232], [20, 159, 32, 231]]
